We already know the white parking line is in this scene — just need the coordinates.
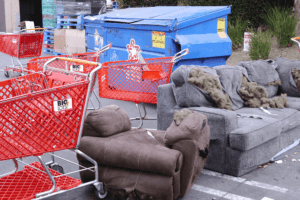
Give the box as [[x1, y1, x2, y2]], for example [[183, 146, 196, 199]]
[[202, 169, 245, 182], [192, 184, 255, 200], [201, 169, 288, 193], [244, 180, 288, 193]]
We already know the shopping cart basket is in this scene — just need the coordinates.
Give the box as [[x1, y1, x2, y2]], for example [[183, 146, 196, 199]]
[[27, 44, 112, 110], [98, 48, 189, 128], [0, 28, 45, 77], [0, 57, 107, 199]]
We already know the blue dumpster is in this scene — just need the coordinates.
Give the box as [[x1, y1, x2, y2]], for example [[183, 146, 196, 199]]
[[85, 6, 232, 71]]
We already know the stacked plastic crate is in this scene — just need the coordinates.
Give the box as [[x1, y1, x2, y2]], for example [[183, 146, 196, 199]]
[[42, 0, 57, 28], [42, 0, 60, 55]]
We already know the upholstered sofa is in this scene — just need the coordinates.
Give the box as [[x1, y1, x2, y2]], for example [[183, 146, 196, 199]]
[[157, 57, 300, 177]]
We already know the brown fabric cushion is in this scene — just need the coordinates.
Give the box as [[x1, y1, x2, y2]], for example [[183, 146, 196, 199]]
[[83, 105, 131, 137], [78, 129, 183, 177], [164, 109, 210, 148]]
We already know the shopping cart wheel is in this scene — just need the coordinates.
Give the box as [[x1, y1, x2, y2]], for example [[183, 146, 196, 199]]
[[49, 164, 64, 174], [4, 70, 9, 78], [95, 190, 107, 199]]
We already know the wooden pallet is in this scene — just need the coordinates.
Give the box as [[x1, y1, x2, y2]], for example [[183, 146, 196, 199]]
[[56, 14, 92, 30], [43, 48, 66, 55]]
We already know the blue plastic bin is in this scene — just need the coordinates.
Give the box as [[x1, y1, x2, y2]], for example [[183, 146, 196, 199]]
[[85, 6, 232, 72]]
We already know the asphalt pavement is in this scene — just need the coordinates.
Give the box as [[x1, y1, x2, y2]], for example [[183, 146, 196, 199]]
[[0, 52, 299, 200]]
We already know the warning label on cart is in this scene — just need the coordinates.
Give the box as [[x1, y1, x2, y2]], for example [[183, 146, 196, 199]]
[[217, 18, 225, 32], [54, 98, 73, 112], [70, 65, 83, 72], [152, 31, 165, 49]]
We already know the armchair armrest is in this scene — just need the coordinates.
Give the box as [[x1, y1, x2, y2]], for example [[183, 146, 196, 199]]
[[172, 140, 206, 197]]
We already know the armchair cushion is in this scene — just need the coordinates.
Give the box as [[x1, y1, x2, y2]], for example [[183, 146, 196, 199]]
[[275, 57, 300, 97], [83, 104, 131, 137], [164, 109, 210, 150], [237, 60, 280, 98]]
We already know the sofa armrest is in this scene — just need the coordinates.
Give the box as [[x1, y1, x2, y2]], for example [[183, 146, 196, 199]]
[[157, 83, 238, 174], [189, 107, 237, 174], [157, 84, 177, 130]]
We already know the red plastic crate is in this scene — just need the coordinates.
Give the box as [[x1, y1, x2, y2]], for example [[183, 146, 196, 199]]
[[0, 162, 81, 200]]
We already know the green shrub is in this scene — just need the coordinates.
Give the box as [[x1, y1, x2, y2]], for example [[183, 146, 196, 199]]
[[228, 17, 246, 49], [264, 7, 298, 48], [181, 0, 294, 28], [249, 29, 272, 60]]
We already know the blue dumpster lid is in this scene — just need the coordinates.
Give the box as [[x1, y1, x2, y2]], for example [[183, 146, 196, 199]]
[[102, 6, 231, 28]]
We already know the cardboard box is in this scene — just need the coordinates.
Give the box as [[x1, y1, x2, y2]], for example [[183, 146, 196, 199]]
[[54, 29, 86, 54], [54, 29, 67, 53]]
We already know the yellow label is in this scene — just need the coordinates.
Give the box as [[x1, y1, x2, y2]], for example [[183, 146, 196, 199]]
[[152, 31, 165, 49], [218, 32, 227, 38], [217, 18, 225, 32]]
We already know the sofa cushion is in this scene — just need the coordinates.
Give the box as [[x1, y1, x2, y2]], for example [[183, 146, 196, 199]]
[[235, 107, 300, 133], [171, 65, 218, 108], [237, 60, 280, 98], [213, 65, 245, 110], [285, 96, 300, 111], [274, 57, 300, 97], [230, 115, 281, 151]]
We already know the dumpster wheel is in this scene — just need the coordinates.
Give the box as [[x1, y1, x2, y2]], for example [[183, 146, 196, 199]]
[[4, 67, 9, 78]]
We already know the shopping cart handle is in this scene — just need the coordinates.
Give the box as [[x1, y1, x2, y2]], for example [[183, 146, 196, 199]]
[[26, 28, 46, 31], [291, 37, 300, 49], [58, 57, 99, 66], [96, 44, 112, 55], [172, 48, 189, 63]]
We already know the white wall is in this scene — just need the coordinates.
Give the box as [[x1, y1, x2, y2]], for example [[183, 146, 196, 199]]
[[4, 0, 20, 33]]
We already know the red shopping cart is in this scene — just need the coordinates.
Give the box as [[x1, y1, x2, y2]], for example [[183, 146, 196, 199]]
[[98, 49, 189, 128], [27, 44, 112, 110], [0, 28, 45, 78], [291, 36, 300, 51], [0, 57, 107, 199]]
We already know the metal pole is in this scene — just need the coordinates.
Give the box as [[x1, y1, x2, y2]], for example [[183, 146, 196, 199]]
[[35, 156, 56, 198]]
